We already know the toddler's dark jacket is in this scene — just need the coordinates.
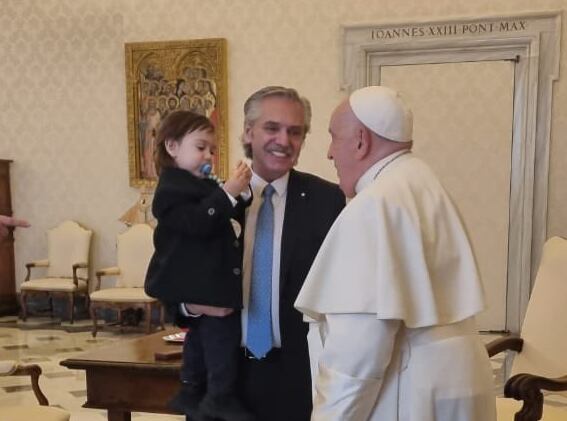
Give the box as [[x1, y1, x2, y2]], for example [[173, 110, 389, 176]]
[[145, 167, 250, 308]]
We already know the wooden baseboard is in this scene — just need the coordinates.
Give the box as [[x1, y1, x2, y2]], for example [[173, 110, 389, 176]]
[[0, 294, 18, 316]]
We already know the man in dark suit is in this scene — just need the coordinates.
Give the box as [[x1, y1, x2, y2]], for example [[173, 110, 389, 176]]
[[184, 86, 345, 421]]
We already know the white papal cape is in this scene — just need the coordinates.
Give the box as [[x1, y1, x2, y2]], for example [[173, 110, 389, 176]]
[[295, 152, 496, 421]]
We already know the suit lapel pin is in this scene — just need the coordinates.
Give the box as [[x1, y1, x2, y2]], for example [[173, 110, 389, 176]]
[[300, 192, 306, 197]]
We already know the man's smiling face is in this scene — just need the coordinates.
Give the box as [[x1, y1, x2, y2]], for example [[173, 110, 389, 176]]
[[244, 96, 305, 182]]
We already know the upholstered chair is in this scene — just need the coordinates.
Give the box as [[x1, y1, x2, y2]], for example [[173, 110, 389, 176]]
[[0, 360, 70, 421], [487, 236, 567, 420], [20, 220, 92, 324], [89, 223, 163, 336]]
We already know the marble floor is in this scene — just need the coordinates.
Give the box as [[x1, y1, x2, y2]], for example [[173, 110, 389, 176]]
[[0, 316, 565, 420], [0, 316, 184, 421]]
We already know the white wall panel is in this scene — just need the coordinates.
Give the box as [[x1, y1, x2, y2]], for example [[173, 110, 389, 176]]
[[382, 61, 514, 330]]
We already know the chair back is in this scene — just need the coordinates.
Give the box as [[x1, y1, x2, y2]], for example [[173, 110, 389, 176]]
[[115, 223, 154, 288], [511, 236, 567, 381], [46, 221, 92, 279]]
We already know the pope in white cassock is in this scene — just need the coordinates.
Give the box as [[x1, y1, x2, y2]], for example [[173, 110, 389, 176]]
[[295, 86, 496, 421]]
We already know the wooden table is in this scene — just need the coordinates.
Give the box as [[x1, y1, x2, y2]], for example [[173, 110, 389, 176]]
[[60, 329, 184, 421]]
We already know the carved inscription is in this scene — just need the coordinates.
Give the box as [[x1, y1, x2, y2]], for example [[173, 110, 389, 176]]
[[371, 20, 528, 40]]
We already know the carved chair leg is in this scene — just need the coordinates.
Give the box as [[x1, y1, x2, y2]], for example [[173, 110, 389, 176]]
[[118, 309, 123, 333], [29, 364, 49, 406], [13, 364, 49, 405], [20, 292, 27, 321], [68, 293, 75, 324], [90, 304, 98, 337], [48, 294, 54, 318], [145, 303, 152, 334]]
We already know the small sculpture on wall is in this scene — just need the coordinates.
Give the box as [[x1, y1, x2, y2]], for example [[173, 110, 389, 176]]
[[119, 187, 156, 227]]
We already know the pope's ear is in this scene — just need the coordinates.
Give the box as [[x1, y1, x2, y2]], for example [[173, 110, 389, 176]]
[[355, 127, 371, 159]]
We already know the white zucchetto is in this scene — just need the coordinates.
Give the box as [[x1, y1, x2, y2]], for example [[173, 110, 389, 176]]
[[349, 86, 413, 142]]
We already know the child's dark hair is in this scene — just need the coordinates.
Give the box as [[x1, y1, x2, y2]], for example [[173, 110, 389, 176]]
[[154, 110, 215, 174]]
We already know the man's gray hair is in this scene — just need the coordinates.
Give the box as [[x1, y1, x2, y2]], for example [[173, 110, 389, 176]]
[[241, 86, 312, 158]]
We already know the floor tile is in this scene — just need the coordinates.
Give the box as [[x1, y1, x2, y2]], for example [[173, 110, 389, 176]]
[[0, 323, 182, 420]]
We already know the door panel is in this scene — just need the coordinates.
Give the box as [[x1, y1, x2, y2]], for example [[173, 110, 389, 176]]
[[381, 61, 514, 331]]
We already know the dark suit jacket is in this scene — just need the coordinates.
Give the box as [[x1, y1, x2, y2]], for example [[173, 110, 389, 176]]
[[144, 167, 250, 308], [237, 169, 344, 421], [175, 169, 345, 420]]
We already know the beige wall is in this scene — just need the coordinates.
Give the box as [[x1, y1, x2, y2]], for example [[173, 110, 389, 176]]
[[0, 0, 566, 289]]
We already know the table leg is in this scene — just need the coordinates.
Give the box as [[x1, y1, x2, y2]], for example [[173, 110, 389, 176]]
[[108, 409, 131, 421]]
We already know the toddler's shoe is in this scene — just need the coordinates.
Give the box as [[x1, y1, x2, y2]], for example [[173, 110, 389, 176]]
[[169, 382, 206, 419]]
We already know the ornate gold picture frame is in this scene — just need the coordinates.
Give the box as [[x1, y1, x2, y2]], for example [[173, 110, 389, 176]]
[[125, 38, 228, 188]]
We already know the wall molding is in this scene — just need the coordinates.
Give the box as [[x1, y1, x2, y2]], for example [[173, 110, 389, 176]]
[[342, 11, 561, 333]]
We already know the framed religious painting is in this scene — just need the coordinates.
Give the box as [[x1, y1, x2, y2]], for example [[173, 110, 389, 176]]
[[125, 38, 228, 188]]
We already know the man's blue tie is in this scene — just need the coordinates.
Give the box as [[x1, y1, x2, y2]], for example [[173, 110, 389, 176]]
[[247, 184, 275, 359]]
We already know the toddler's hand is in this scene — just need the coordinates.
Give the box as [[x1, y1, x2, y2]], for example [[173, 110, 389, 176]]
[[223, 160, 252, 197]]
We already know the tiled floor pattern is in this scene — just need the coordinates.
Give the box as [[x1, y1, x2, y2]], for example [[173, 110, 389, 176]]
[[1, 318, 566, 420], [0, 316, 184, 420]]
